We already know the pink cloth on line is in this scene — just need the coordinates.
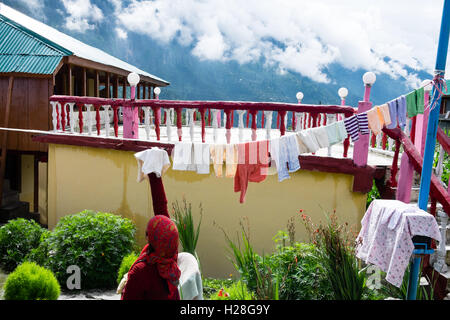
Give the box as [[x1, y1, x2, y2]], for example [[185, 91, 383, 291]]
[[356, 199, 441, 287]]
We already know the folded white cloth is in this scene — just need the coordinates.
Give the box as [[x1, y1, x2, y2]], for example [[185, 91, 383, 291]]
[[134, 148, 171, 182], [177, 252, 203, 300]]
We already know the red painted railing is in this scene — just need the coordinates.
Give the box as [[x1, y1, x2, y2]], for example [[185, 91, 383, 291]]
[[48, 95, 356, 157]]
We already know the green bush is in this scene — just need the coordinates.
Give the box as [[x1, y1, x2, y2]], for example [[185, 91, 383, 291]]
[[0, 218, 46, 272], [42, 210, 136, 289], [3, 261, 60, 300], [207, 280, 253, 300], [265, 242, 333, 300], [302, 212, 367, 300], [171, 199, 202, 257], [25, 230, 51, 266], [117, 252, 138, 285]]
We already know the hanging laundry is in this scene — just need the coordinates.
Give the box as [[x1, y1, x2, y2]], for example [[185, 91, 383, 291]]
[[344, 113, 369, 142], [234, 141, 269, 203], [367, 104, 392, 135], [387, 96, 407, 130], [406, 88, 425, 118], [325, 121, 348, 146], [134, 148, 171, 217], [356, 199, 441, 287], [225, 144, 238, 178], [310, 126, 329, 149], [296, 130, 320, 153], [271, 134, 300, 182], [193, 142, 210, 174], [135, 147, 171, 182], [172, 142, 195, 171], [210, 143, 225, 177]]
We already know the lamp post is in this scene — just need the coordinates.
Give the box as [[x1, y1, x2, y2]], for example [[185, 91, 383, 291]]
[[353, 72, 375, 167], [123, 72, 140, 139], [362, 72, 376, 102], [338, 87, 348, 121], [295, 91, 303, 131], [154, 87, 161, 125]]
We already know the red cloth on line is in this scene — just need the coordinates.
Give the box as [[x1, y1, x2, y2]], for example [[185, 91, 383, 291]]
[[121, 216, 180, 300], [148, 172, 169, 218], [234, 141, 269, 203]]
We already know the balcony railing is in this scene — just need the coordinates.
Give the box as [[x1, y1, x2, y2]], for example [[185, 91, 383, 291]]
[[49, 95, 357, 158]]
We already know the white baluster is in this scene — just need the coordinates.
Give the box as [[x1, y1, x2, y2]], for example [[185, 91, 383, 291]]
[[85, 104, 93, 135], [50, 101, 59, 132], [66, 103, 75, 134], [326, 114, 335, 156], [187, 109, 196, 142], [185, 109, 189, 126], [295, 112, 302, 132], [376, 132, 382, 149], [237, 110, 246, 142], [103, 105, 110, 137], [211, 109, 219, 143], [433, 210, 448, 273], [165, 108, 175, 142], [144, 107, 151, 140], [435, 145, 445, 183], [264, 111, 273, 140]]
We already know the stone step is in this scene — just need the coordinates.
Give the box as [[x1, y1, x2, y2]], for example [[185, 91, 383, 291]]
[[1, 190, 19, 207], [0, 201, 30, 223]]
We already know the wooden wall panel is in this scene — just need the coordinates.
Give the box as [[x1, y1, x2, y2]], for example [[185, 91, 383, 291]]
[[0, 76, 51, 152]]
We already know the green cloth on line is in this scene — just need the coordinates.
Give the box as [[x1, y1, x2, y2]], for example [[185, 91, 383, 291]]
[[406, 88, 425, 118], [416, 87, 424, 114]]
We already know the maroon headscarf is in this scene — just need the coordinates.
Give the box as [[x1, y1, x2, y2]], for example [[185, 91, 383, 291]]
[[143, 215, 181, 283]]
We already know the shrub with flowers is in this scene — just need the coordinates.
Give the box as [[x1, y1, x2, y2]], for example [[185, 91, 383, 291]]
[[300, 210, 367, 300]]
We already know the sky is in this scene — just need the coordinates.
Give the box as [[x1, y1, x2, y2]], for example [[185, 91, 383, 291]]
[[14, 0, 449, 88]]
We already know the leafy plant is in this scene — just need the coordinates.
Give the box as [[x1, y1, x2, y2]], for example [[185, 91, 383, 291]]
[[0, 218, 46, 272], [37, 210, 136, 289], [117, 252, 139, 285], [3, 261, 60, 300], [203, 277, 235, 298], [366, 181, 381, 209], [171, 199, 202, 260], [207, 280, 254, 300], [378, 262, 437, 300], [265, 242, 333, 300], [301, 211, 366, 300], [218, 218, 279, 300]]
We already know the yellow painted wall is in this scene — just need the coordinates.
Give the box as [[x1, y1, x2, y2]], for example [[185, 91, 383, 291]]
[[20, 154, 34, 211], [47, 144, 367, 278], [39, 162, 48, 225]]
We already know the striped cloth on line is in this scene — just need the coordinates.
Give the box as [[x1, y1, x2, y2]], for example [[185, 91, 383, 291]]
[[344, 113, 370, 142]]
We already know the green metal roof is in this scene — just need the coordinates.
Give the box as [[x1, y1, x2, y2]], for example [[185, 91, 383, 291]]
[[0, 14, 72, 74]]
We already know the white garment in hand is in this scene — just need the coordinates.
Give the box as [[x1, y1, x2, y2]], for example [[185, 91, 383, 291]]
[[177, 252, 203, 300], [134, 148, 171, 182]]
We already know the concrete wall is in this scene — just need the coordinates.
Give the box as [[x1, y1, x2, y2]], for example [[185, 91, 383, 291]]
[[47, 144, 367, 278]]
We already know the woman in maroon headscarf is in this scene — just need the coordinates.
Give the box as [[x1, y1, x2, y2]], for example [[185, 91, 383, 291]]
[[121, 214, 181, 300]]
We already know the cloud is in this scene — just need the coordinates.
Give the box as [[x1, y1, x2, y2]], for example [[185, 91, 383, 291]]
[[113, 0, 444, 85], [61, 0, 104, 32], [115, 27, 128, 39], [15, 0, 45, 18]]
